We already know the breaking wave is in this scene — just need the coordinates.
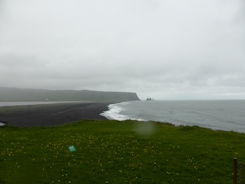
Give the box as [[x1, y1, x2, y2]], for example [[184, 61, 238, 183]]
[[0, 122, 5, 126], [100, 102, 145, 121]]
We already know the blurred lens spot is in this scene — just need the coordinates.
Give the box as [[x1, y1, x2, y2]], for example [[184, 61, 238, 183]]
[[134, 122, 156, 137]]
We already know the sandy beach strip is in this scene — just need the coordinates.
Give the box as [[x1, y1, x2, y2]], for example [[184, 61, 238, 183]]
[[0, 102, 110, 127]]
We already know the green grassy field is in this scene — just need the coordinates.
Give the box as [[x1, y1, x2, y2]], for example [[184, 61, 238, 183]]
[[1, 120, 245, 184]]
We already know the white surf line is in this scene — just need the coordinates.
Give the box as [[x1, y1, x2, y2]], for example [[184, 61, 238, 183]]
[[0, 122, 6, 126]]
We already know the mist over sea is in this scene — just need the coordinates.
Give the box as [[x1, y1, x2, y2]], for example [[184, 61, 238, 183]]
[[101, 100, 245, 133]]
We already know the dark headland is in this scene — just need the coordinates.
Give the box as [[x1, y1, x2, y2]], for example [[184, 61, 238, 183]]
[[0, 87, 139, 102], [0, 87, 140, 127]]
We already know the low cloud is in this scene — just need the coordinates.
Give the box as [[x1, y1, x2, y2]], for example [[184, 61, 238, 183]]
[[0, 0, 245, 99]]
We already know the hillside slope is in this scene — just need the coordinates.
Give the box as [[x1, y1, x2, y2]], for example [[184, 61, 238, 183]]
[[0, 87, 140, 102], [0, 120, 243, 183]]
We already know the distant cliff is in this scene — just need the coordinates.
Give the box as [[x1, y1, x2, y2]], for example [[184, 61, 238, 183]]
[[0, 87, 140, 102]]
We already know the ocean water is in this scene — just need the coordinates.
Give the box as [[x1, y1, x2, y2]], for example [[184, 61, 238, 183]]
[[101, 100, 245, 133]]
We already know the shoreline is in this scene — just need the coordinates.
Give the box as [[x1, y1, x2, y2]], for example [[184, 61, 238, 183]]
[[0, 102, 110, 127], [1, 100, 244, 134]]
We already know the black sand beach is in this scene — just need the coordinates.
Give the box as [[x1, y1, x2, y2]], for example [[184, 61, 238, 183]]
[[0, 103, 109, 127]]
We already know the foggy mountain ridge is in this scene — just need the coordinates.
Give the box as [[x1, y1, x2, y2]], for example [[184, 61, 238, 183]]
[[0, 87, 140, 102]]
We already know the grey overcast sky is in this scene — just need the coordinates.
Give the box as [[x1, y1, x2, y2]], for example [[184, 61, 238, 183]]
[[0, 0, 245, 100]]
